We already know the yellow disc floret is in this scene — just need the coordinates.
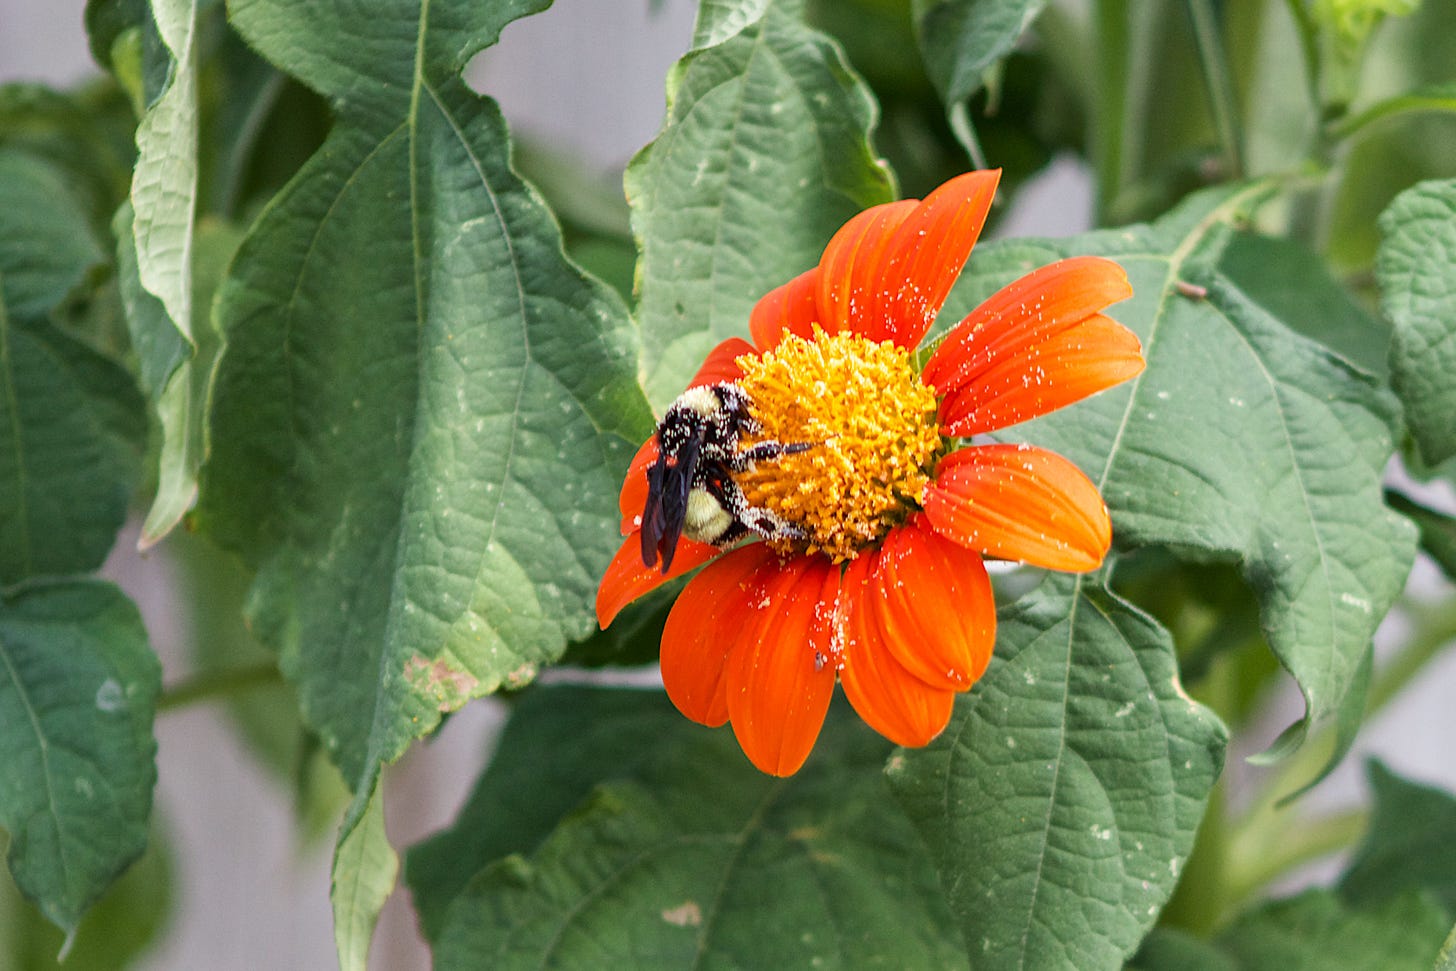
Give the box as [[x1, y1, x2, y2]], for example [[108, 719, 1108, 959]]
[[735, 326, 943, 561]]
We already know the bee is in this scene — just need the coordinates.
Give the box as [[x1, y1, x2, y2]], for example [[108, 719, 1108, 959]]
[[640, 383, 813, 572]]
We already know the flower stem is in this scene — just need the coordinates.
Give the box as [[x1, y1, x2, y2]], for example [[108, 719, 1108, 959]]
[[157, 661, 283, 713]]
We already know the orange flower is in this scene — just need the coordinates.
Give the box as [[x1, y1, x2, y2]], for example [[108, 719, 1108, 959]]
[[597, 170, 1143, 776]]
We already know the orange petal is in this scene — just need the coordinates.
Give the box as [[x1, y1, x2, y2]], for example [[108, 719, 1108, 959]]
[[863, 516, 995, 690], [618, 437, 658, 535], [749, 269, 821, 350], [725, 555, 839, 776], [837, 555, 957, 748], [660, 544, 779, 726], [938, 313, 1145, 436], [816, 200, 920, 340], [596, 532, 722, 629], [866, 170, 1000, 348], [923, 444, 1112, 572], [816, 172, 1000, 349], [923, 255, 1135, 408], [688, 337, 756, 388]]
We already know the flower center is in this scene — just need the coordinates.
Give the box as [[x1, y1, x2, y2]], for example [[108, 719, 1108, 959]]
[[735, 327, 943, 561]]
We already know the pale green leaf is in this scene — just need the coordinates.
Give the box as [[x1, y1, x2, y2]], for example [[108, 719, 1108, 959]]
[[109, 0, 211, 546], [331, 782, 397, 971], [116, 207, 241, 547], [888, 577, 1226, 971], [425, 687, 965, 969], [1379, 177, 1456, 466], [628, 0, 894, 408], [1437, 922, 1456, 971], [128, 0, 198, 341], [0, 580, 159, 934]]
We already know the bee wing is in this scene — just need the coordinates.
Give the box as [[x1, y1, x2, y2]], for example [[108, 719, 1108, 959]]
[[640, 430, 704, 572]]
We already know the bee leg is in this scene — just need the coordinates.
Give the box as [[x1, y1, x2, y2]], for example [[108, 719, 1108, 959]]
[[717, 479, 806, 542], [736, 439, 817, 468], [740, 506, 807, 542]]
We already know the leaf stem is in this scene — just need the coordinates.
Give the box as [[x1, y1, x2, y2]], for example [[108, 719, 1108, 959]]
[[1366, 596, 1456, 715], [1220, 594, 1456, 901], [1225, 807, 1367, 907], [1183, 0, 1245, 179], [156, 661, 282, 713], [1326, 88, 1456, 143]]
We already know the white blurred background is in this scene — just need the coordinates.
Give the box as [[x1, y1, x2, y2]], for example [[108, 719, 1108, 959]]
[[2, 0, 1454, 968]]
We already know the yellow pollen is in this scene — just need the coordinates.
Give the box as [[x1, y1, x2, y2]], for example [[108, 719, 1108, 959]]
[[736, 326, 943, 561]]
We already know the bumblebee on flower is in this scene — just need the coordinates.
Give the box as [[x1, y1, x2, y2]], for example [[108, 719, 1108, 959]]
[[598, 169, 1144, 776]]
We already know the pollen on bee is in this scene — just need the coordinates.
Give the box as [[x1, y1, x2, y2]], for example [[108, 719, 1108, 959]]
[[735, 326, 943, 561]]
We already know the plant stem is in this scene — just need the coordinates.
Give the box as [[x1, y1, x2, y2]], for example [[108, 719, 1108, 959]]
[[1162, 779, 1231, 935], [1183, 0, 1245, 179], [1091, 0, 1132, 222], [1281, 0, 1324, 128], [156, 661, 283, 713]]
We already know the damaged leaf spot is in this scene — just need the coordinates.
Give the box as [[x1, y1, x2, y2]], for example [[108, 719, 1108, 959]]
[[661, 901, 702, 927], [403, 655, 479, 712]]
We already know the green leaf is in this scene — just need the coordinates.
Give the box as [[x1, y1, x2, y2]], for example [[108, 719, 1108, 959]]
[[0, 580, 160, 934], [408, 686, 692, 939], [1128, 926, 1237, 971], [1379, 178, 1456, 466], [628, 0, 894, 409], [0, 297, 146, 585], [1338, 760, 1456, 914], [944, 185, 1416, 779], [1219, 231, 1389, 377], [1214, 889, 1448, 971], [887, 576, 1226, 971], [198, 0, 651, 784], [0, 83, 136, 222], [330, 782, 397, 971], [0, 151, 106, 322], [0, 819, 171, 971], [912, 0, 1046, 148], [423, 687, 965, 970]]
